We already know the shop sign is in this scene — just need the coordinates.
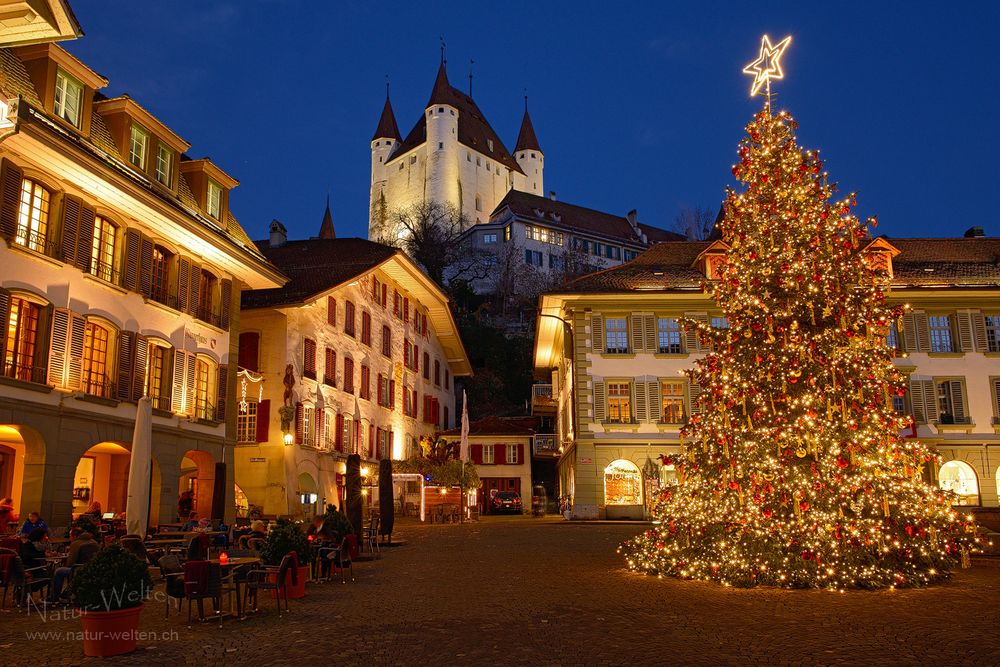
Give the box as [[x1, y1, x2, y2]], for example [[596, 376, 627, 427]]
[[580, 457, 593, 464], [249, 457, 266, 463]]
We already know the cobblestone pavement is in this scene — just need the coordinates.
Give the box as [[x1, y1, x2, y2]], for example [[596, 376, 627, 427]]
[[3, 516, 1000, 666]]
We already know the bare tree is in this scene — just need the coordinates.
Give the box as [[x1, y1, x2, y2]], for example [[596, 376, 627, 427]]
[[673, 206, 717, 241]]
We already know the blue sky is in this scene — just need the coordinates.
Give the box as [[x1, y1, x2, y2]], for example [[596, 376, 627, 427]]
[[66, 1, 999, 242]]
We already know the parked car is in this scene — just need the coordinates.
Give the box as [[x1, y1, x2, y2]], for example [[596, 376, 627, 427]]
[[490, 491, 523, 514]]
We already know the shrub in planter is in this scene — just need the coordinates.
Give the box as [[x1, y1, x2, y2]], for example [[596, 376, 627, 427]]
[[322, 504, 354, 541], [259, 519, 312, 599], [69, 544, 151, 657]]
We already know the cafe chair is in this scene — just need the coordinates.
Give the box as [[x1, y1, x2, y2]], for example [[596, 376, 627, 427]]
[[323, 538, 354, 584], [245, 552, 296, 618], [158, 554, 186, 618], [182, 560, 223, 627]]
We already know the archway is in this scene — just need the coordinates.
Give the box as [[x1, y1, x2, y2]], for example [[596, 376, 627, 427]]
[[0, 424, 45, 522], [939, 460, 980, 506], [297, 472, 319, 519], [72, 442, 162, 529], [604, 459, 643, 520], [179, 450, 216, 523]]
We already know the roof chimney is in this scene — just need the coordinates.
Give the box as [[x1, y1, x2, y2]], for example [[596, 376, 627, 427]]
[[269, 219, 287, 248], [964, 226, 985, 238], [548, 190, 556, 201]]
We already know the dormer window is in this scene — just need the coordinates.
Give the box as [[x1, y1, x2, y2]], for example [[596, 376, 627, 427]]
[[155, 144, 173, 187], [54, 69, 83, 128], [206, 179, 222, 220], [487, 139, 494, 152], [129, 124, 149, 169]]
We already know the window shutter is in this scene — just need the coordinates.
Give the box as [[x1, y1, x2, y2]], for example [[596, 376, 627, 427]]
[[238, 332, 259, 371], [909, 379, 925, 424], [132, 335, 148, 402], [494, 444, 504, 465], [121, 229, 141, 291], [630, 314, 644, 353], [171, 348, 186, 412], [471, 444, 482, 464], [901, 313, 917, 352], [643, 315, 657, 353], [335, 413, 344, 451], [377, 374, 384, 405], [184, 352, 196, 415], [59, 195, 82, 267], [973, 313, 989, 352], [256, 399, 270, 443], [956, 312, 974, 352], [177, 258, 191, 312], [688, 379, 702, 416], [187, 263, 201, 316], [220, 279, 232, 330], [354, 420, 362, 453], [593, 381, 606, 421], [914, 312, 931, 353], [294, 402, 304, 444], [994, 380, 1000, 421], [138, 236, 154, 297], [368, 425, 375, 457], [0, 159, 23, 240], [327, 297, 336, 326], [683, 312, 701, 353], [389, 379, 396, 408], [47, 308, 69, 389], [647, 381, 661, 422], [115, 331, 134, 401], [692, 313, 709, 352], [65, 312, 86, 390], [216, 364, 228, 422], [0, 288, 10, 363], [949, 381, 966, 423], [517, 444, 525, 464], [634, 381, 648, 422], [77, 207, 95, 272], [591, 315, 604, 353]]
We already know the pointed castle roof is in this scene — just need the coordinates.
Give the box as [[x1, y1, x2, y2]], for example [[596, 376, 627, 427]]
[[372, 94, 401, 142], [318, 198, 336, 240], [515, 103, 541, 153]]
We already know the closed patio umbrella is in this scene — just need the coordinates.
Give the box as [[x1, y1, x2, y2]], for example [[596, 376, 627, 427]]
[[125, 397, 152, 537]]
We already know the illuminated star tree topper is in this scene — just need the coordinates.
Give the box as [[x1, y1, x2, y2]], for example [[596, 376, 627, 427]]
[[742, 34, 792, 102]]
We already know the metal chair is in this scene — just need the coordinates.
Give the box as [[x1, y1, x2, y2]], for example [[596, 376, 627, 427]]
[[181, 560, 223, 627], [245, 553, 296, 618], [322, 538, 354, 584]]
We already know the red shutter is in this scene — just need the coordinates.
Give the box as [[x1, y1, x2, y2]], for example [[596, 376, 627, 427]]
[[335, 413, 344, 451], [387, 431, 394, 459], [354, 421, 362, 451], [216, 364, 228, 422], [377, 374, 384, 405], [471, 444, 482, 464], [494, 444, 504, 465], [327, 296, 336, 326], [389, 380, 396, 408], [403, 297, 409, 323], [256, 399, 270, 443], [0, 159, 23, 240], [294, 402, 304, 444], [220, 279, 232, 330], [517, 444, 525, 465], [368, 424, 375, 457], [238, 332, 259, 371], [422, 315, 427, 337]]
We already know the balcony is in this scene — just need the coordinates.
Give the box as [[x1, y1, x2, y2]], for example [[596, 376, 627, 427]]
[[533, 434, 558, 457], [530, 383, 556, 415]]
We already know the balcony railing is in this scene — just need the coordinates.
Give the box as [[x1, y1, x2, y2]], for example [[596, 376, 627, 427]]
[[150, 395, 172, 412], [89, 261, 120, 285], [533, 434, 558, 454], [1, 359, 46, 384], [195, 398, 217, 422], [531, 383, 556, 415], [14, 226, 48, 254], [82, 373, 114, 399]]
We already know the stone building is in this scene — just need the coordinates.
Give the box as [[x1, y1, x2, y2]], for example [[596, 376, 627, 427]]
[[0, 13, 284, 527], [533, 233, 1000, 520], [234, 211, 472, 518]]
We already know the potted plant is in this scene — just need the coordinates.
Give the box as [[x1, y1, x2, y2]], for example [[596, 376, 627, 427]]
[[322, 504, 354, 541], [259, 519, 312, 598], [70, 544, 151, 657]]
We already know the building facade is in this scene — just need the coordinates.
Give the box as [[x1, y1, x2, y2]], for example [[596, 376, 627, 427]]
[[0, 28, 284, 527], [533, 235, 1000, 520], [234, 218, 472, 518]]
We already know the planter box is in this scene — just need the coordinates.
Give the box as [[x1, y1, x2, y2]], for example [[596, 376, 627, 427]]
[[268, 565, 308, 599], [80, 603, 143, 657]]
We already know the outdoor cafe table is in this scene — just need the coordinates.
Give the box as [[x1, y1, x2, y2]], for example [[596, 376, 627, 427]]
[[210, 556, 260, 620]]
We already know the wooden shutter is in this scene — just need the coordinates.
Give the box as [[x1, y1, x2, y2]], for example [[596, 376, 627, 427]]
[[914, 312, 931, 352], [494, 444, 504, 465], [994, 380, 1000, 423], [593, 380, 606, 421], [220, 279, 232, 330], [909, 378, 925, 424], [630, 314, 644, 353], [335, 414, 344, 451], [471, 444, 482, 464], [138, 235, 154, 297], [517, 444, 525, 465], [315, 409, 324, 446], [47, 309, 69, 389], [132, 335, 148, 402], [187, 262, 201, 316], [377, 374, 384, 405], [591, 315, 604, 353], [177, 258, 191, 312], [691, 313, 709, 352], [973, 313, 989, 352], [368, 425, 375, 457], [59, 195, 82, 266], [956, 312, 975, 352], [688, 379, 702, 416], [172, 348, 186, 412], [116, 330, 136, 401], [647, 380, 661, 422], [256, 399, 270, 443], [327, 297, 336, 326], [0, 159, 23, 240], [634, 381, 648, 422], [216, 364, 228, 422], [0, 288, 10, 363], [121, 229, 141, 291], [185, 352, 196, 415], [294, 402, 304, 444], [643, 315, 657, 353], [77, 207, 95, 272], [389, 379, 396, 408], [948, 381, 966, 423], [901, 313, 918, 352], [65, 312, 85, 390]]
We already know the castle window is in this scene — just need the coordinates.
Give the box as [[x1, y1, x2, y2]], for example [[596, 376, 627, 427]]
[[531, 152, 536, 158], [410, 155, 417, 165], [54, 69, 83, 128], [467, 153, 471, 162], [450, 109, 455, 115], [476, 157, 481, 166], [438, 142, 443, 150], [483, 233, 497, 244], [487, 139, 494, 152], [475, 195, 482, 212]]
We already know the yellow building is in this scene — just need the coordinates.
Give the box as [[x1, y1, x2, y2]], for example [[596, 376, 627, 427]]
[[533, 234, 1000, 520], [234, 213, 472, 518], [0, 11, 284, 527]]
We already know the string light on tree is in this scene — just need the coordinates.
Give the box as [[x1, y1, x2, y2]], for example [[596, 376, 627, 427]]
[[619, 36, 980, 589]]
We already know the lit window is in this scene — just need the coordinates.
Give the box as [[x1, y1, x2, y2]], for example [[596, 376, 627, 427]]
[[53, 69, 83, 127], [194, 356, 215, 420], [660, 380, 685, 424], [482, 444, 494, 463], [197, 270, 216, 323], [938, 460, 979, 506], [936, 379, 967, 424], [15, 179, 51, 252], [155, 144, 173, 186], [146, 342, 169, 410], [607, 382, 631, 423], [986, 315, 1000, 353], [505, 444, 519, 464], [129, 124, 149, 169], [150, 246, 170, 302], [604, 459, 641, 505], [483, 233, 497, 244], [929, 315, 954, 353], [82, 321, 111, 397], [657, 318, 682, 354], [206, 180, 223, 219], [237, 401, 257, 443], [90, 217, 117, 282], [3, 297, 40, 382], [605, 318, 628, 354], [323, 409, 334, 449], [303, 404, 315, 445]]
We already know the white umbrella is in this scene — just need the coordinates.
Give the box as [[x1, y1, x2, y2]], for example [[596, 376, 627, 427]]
[[125, 397, 152, 537], [460, 389, 470, 462]]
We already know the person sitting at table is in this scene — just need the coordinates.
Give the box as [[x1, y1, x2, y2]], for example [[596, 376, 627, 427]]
[[19, 512, 49, 536], [19, 527, 48, 570], [307, 515, 335, 543], [0, 497, 17, 529], [85, 501, 102, 521], [181, 511, 199, 532], [177, 490, 193, 523], [48, 529, 99, 602]]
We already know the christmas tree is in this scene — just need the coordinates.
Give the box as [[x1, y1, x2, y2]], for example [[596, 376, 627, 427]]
[[620, 39, 979, 589]]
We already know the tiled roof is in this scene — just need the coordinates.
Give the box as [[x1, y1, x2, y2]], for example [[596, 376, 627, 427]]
[[242, 238, 398, 309], [514, 108, 541, 152], [641, 224, 686, 243], [0, 48, 41, 105], [371, 95, 401, 142], [557, 237, 1000, 294], [440, 415, 539, 437], [492, 189, 684, 245], [389, 63, 523, 175]]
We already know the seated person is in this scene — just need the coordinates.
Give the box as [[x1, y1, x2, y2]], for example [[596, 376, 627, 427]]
[[19, 512, 49, 536], [307, 516, 336, 542], [48, 530, 99, 601], [19, 527, 48, 570], [0, 497, 17, 528], [248, 520, 267, 541], [181, 511, 199, 532], [212, 520, 229, 547], [85, 501, 103, 521]]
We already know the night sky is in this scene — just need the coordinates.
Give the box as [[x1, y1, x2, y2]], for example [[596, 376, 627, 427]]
[[64, 1, 998, 243]]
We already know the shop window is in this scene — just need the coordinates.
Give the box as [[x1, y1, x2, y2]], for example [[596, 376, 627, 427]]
[[604, 459, 642, 506], [938, 460, 979, 506]]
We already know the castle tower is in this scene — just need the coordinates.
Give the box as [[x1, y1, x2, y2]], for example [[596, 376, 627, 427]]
[[424, 62, 461, 214], [514, 99, 543, 196], [370, 92, 401, 236], [318, 197, 336, 239]]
